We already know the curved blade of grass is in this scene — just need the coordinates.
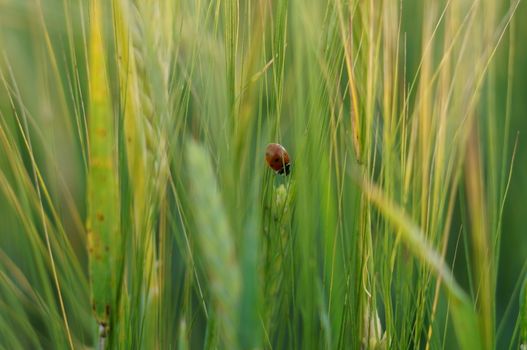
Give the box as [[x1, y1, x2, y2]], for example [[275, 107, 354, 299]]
[[358, 175, 482, 350]]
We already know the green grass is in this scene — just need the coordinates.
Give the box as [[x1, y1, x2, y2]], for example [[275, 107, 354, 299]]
[[0, 0, 526, 349]]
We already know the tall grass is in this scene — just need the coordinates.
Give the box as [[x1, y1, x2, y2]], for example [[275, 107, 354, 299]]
[[0, 0, 525, 349]]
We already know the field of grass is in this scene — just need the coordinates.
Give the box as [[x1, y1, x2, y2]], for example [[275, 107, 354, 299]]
[[0, 0, 526, 349]]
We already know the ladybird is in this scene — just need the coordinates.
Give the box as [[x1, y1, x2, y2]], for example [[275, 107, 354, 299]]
[[265, 143, 291, 175]]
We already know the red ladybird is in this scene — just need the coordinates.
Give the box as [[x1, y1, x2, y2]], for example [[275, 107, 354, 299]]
[[265, 143, 291, 175]]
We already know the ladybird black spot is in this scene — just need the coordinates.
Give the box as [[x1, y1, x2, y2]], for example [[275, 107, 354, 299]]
[[277, 163, 291, 175], [105, 304, 110, 316]]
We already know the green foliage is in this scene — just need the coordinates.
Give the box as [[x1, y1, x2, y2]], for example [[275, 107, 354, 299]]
[[0, 0, 526, 349]]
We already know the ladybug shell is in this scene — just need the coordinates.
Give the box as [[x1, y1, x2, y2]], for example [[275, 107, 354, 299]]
[[265, 143, 291, 175]]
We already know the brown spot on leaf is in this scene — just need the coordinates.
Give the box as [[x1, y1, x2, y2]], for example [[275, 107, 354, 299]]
[[95, 127, 107, 137]]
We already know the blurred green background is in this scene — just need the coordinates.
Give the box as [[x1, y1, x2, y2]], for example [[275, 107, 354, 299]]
[[497, 0, 527, 342], [0, 0, 525, 348]]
